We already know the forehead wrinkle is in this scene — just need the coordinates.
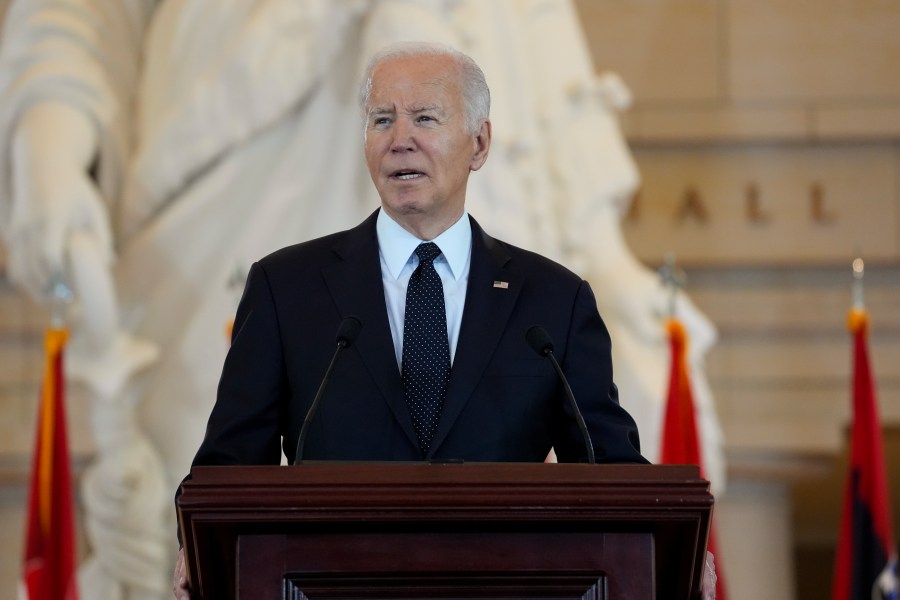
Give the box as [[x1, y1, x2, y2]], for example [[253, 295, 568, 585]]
[[367, 67, 460, 119], [407, 104, 442, 115]]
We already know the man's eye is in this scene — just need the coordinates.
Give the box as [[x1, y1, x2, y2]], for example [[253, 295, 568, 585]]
[[417, 115, 435, 123], [373, 117, 390, 126]]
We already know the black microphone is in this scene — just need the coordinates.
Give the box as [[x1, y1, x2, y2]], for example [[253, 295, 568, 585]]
[[525, 325, 595, 464], [293, 316, 363, 464]]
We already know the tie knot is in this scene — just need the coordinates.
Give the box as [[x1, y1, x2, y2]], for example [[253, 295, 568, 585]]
[[415, 242, 442, 265]]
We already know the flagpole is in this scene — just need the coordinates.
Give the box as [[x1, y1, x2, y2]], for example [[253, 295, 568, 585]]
[[831, 257, 899, 600], [658, 251, 686, 319], [20, 275, 80, 600], [657, 252, 728, 599], [49, 276, 73, 330], [851, 257, 865, 310]]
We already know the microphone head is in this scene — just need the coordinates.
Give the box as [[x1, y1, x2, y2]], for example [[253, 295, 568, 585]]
[[336, 316, 363, 348], [525, 325, 554, 356]]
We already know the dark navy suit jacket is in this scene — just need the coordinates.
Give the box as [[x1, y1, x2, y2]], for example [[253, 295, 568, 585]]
[[190, 210, 646, 466]]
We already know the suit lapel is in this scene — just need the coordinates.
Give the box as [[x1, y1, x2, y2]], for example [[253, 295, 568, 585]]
[[321, 211, 419, 451], [427, 217, 521, 458]]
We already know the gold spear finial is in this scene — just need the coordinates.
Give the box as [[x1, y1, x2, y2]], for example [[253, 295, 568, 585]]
[[851, 257, 865, 311], [658, 252, 686, 319]]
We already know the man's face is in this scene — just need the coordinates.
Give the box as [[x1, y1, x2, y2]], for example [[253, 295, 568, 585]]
[[364, 54, 490, 237]]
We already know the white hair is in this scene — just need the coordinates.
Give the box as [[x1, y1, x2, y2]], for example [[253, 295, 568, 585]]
[[359, 41, 490, 134]]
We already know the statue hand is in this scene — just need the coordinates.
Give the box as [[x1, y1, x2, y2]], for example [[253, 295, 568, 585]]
[[7, 102, 113, 303]]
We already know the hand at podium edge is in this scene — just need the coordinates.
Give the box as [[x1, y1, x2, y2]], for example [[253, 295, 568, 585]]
[[173, 547, 191, 599], [701, 550, 717, 600]]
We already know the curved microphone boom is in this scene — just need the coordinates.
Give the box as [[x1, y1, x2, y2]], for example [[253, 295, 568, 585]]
[[293, 316, 363, 464], [525, 325, 595, 464]]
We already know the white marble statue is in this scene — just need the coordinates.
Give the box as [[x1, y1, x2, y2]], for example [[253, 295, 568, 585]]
[[0, 1, 722, 597], [78, 376, 170, 599]]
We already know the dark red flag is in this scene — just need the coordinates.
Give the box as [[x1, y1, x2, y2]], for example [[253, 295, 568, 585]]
[[832, 309, 898, 600]]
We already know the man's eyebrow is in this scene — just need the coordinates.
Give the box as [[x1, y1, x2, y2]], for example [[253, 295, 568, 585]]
[[368, 107, 395, 117]]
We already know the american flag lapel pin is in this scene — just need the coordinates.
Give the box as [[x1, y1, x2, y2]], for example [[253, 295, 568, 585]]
[[493, 281, 509, 289]]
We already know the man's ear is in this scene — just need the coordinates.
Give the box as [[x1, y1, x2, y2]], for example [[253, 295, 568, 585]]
[[470, 119, 492, 172]]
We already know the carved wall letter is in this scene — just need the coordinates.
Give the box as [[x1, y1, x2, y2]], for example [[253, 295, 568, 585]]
[[810, 182, 835, 224], [676, 185, 709, 223], [745, 182, 770, 224]]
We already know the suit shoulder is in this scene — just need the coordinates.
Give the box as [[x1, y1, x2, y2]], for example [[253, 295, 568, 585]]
[[260, 231, 340, 266], [491, 237, 584, 285], [255, 217, 375, 275]]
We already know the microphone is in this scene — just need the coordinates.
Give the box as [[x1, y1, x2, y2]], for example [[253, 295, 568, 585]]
[[293, 316, 363, 464], [525, 325, 595, 464]]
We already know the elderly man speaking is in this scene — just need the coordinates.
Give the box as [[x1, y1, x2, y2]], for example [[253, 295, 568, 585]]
[[173, 42, 654, 599]]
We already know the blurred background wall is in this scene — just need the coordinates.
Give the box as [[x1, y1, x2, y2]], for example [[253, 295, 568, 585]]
[[573, 1, 900, 598], [1, 1, 898, 598]]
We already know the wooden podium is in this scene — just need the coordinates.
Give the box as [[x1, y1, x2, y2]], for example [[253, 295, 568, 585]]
[[177, 463, 712, 599]]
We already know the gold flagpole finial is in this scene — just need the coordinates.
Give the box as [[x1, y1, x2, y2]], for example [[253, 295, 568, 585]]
[[658, 251, 686, 319], [851, 257, 865, 311], [48, 274, 73, 330]]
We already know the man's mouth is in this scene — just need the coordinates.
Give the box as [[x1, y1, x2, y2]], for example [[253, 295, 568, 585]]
[[392, 170, 425, 180]]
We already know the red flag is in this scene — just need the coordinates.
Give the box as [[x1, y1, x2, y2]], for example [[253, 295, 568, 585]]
[[21, 328, 79, 600], [660, 317, 728, 599], [832, 309, 898, 600]]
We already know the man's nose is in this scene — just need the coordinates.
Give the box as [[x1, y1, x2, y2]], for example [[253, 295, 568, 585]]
[[390, 119, 415, 152]]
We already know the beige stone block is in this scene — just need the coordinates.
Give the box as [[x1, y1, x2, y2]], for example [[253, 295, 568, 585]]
[[713, 377, 900, 451], [881, 390, 900, 425], [706, 332, 900, 382], [0, 386, 42, 456], [622, 144, 899, 265], [693, 285, 847, 332], [729, 0, 900, 101], [631, 106, 810, 142], [0, 285, 48, 334], [574, 0, 720, 102], [715, 387, 847, 454], [709, 337, 846, 381], [0, 337, 42, 387], [815, 105, 900, 140], [0, 486, 28, 595], [689, 280, 900, 331]]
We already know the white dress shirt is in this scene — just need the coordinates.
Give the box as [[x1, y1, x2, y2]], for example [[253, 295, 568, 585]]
[[377, 209, 472, 369]]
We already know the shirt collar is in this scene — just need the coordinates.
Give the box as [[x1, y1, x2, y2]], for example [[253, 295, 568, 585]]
[[376, 208, 472, 280]]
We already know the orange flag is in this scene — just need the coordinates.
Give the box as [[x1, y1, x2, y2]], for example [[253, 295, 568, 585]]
[[20, 328, 79, 600], [660, 317, 728, 599]]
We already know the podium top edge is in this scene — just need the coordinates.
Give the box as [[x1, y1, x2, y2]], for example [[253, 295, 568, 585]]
[[186, 462, 704, 486]]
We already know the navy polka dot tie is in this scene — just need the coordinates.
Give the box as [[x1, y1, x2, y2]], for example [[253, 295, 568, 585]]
[[402, 242, 451, 454]]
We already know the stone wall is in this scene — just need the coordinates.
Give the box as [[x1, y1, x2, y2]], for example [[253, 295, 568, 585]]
[[574, 1, 900, 598]]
